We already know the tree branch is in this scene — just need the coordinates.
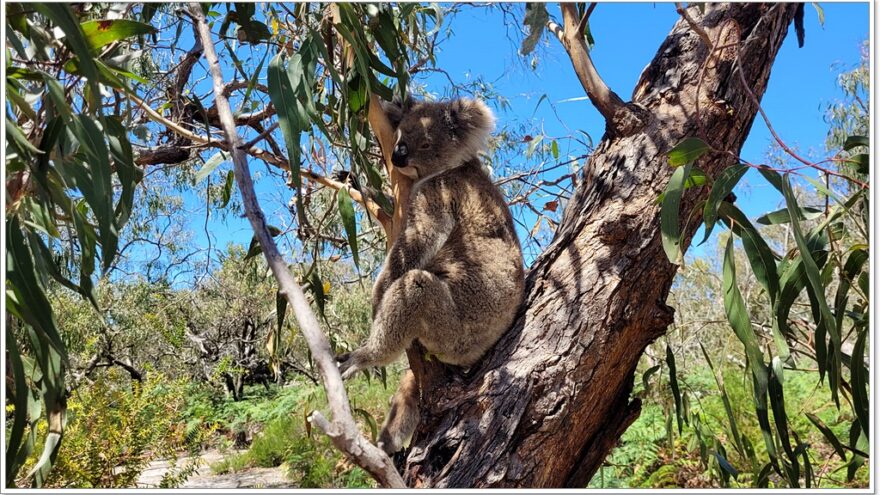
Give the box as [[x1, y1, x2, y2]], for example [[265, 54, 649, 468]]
[[189, 4, 404, 487], [124, 90, 391, 229], [547, 3, 642, 136]]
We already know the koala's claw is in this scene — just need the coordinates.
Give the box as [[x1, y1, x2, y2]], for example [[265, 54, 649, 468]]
[[340, 366, 359, 381], [336, 352, 360, 380]]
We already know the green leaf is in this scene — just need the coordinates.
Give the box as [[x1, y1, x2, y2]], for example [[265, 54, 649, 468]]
[[5, 218, 68, 360], [661, 162, 692, 264], [641, 364, 660, 396], [699, 342, 745, 459], [755, 462, 774, 488], [834, 248, 867, 337], [69, 116, 116, 272], [846, 153, 869, 175], [718, 203, 780, 304], [195, 151, 230, 182], [655, 167, 707, 204], [811, 2, 825, 26], [846, 421, 868, 482], [843, 135, 867, 151], [722, 236, 768, 394], [782, 174, 840, 403], [714, 451, 739, 480], [275, 290, 287, 339], [221, 170, 235, 208], [756, 206, 823, 225], [337, 188, 360, 270], [525, 134, 543, 158], [267, 52, 305, 226], [850, 326, 869, 437], [665, 344, 684, 435], [520, 3, 549, 56], [353, 408, 378, 443], [41, 73, 73, 119], [309, 270, 325, 317], [805, 413, 847, 461], [700, 163, 747, 244], [550, 140, 559, 160], [6, 117, 43, 155], [5, 327, 30, 482], [756, 165, 785, 193], [667, 137, 709, 167], [28, 430, 63, 487], [6, 83, 38, 122], [35, 5, 101, 106], [79, 19, 156, 52], [244, 226, 283, 261], [768, 357, 799, 487], [104, 116, 143, 228]]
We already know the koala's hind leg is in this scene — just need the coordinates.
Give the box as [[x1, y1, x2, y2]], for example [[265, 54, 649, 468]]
[[338, 270, 458, 380], [378, 369, 419, 454]]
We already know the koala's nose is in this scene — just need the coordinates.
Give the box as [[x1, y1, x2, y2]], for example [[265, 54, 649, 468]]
[[391, 142, 408, 167]]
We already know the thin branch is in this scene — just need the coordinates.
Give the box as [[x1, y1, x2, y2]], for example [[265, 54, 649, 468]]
[[576, 3, 597, 36], [675, 3, 713, 49], [547, 3, 635, 134], [189, 4, 405, 487], [123, 89, 391, 228], [732, 46, 869, 189]]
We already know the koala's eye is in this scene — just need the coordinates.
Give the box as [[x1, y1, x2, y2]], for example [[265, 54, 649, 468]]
[[419, 142, 432, 150]]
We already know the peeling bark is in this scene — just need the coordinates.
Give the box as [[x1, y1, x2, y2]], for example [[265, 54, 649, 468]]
[[402, 4, 799, 487]]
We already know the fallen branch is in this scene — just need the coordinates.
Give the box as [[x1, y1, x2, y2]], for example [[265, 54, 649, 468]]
[[189, 4, 404, 487]]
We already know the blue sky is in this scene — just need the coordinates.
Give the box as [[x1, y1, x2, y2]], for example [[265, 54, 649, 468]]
[[181, 3, 870, 270]]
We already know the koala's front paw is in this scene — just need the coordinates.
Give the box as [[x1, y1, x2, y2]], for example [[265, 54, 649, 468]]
[[336, 351, 362, 381]]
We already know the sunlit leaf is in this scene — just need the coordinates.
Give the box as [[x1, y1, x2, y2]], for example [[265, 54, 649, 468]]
[[337, 188, 360, 270], [79, 19, 156, 51], [195, 151, 230, 183], [667, 137, 709, 167], [661, 162, 692, 263], [700, 163, 747, 245]]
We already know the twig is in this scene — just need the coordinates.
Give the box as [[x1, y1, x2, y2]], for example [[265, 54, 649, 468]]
[[240, 121, 280, 149], [675, 3, 713, 49], [189, 4, 405, 487], [732, 45, 869, 189]]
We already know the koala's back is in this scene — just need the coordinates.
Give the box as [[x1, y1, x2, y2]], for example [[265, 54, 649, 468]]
[[414, 159, 525, 365]]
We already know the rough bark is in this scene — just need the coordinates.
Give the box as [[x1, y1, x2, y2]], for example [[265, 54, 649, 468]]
[[402, 4, 799, 487]]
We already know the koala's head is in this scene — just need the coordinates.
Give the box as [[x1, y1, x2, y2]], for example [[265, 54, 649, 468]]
[[381, 96, 495, 180]]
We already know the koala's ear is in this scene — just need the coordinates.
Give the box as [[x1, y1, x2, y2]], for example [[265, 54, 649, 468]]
[[379, 93, 414, 128], [446, 98, 496, 142]]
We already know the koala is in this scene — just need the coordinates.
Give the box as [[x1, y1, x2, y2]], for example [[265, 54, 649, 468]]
[[337, 96, 525, 454]]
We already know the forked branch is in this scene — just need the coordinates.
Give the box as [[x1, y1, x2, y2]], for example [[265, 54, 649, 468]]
[[189, 4, 405, 487]]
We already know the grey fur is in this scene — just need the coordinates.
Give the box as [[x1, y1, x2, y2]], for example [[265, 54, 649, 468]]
[[338, 97, 525, 453]]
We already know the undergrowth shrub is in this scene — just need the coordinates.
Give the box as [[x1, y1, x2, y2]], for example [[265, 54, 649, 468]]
[[27, 370, 201, 488]]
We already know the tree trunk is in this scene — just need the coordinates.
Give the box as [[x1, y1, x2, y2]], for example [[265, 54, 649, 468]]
[[403, 3, 799, 487]]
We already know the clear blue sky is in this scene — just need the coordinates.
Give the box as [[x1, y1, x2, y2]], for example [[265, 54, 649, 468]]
[[182, 3, 869, 270]]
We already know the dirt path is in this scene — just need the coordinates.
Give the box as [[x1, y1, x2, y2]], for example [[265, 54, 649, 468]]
[[135, 449, 291, 489]]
